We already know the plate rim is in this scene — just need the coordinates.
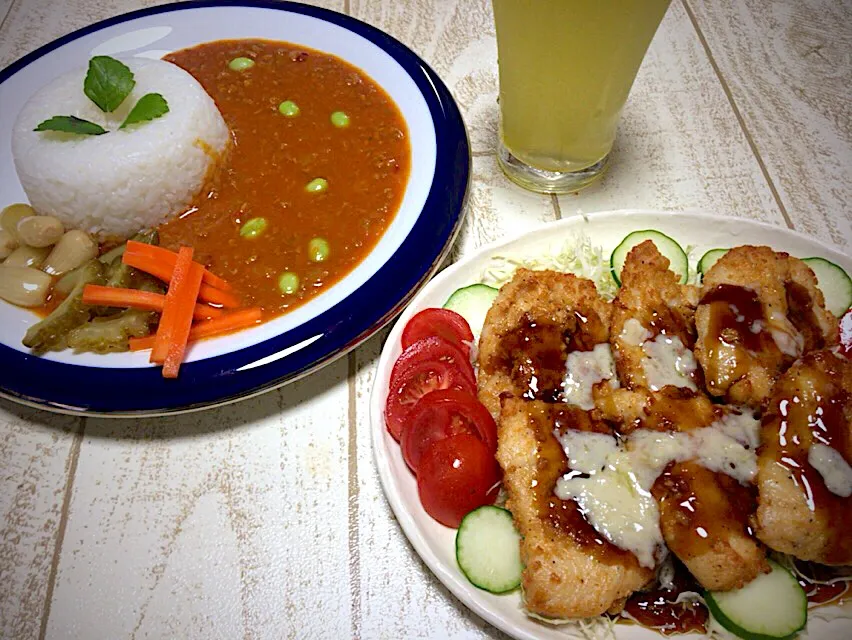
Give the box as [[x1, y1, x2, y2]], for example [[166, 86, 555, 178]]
[[369, 209, 851, 640], [0, 0, 471, 416]]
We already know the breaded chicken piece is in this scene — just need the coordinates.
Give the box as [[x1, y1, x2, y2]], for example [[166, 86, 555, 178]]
[[595, 385, 768, 590], [755, 349, 852, 564], [652, 462, 767, 591], [477, 269, 611, 420], [610, 241, 702, 392], [496, 398, 652, 618], [695, 246, 837, 408]]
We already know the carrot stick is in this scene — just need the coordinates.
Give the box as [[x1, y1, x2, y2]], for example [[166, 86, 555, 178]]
[[151, 246, 196, 364], [129, 308, 263, 352], [126, 241, 232, 291], [161, 253, 204, 377], [122, 252, 240, 308], [82, 285, 222, 320]]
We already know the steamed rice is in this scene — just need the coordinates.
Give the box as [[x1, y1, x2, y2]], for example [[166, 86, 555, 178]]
[[11, 58, 229, 240]]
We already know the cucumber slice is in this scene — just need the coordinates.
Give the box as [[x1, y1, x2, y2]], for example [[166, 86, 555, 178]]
[[705, 559, 806, 640], [456, 505, 523, 594], [698, 248, 729, 278], [610, 230, 688, 286], [443, 284, 499, 339], [803, 257, 852, 316]]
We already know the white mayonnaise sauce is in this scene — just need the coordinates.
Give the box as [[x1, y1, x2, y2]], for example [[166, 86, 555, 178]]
[[554, 410, 759, 568], [808, 443, 852, 498], [618, 318, 698, 391], [563, 343, 619, 410]]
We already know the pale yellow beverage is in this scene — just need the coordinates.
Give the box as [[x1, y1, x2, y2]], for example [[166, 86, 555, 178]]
[[493, 0, 671, 190]]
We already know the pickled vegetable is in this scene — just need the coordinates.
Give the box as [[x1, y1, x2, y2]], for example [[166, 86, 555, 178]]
[[22, 259, 105, 354], [67, 308, 156, 353]]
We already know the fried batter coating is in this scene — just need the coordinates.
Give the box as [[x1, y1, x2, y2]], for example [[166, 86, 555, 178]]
[[610, 241, 701, 391], [595, 376, 768, 589], [695, 246, 837, 408], [477, 269, 611, 420], [496, 398, 652, 618], [755, 349, 852, 564]]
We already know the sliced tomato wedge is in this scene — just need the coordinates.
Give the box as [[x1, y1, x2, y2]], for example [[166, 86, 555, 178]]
[[389, 335, 474, 389], [401, 389, 497, 473], [385, 346, 476, 441], [401, 308, 474, 356], [417, 434, 501, 528]]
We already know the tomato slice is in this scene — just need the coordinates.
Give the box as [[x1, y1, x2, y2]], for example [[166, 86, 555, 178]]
[[385, 357, 476, 441], [401, 308, 474, 356], [389, 335, 475, 389], [417, 434, 501, 528], [401, 389, 497, 473], [840, 309, 852, 359]]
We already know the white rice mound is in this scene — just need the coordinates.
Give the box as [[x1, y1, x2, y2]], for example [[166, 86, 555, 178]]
[[12, 58, 229, 240]]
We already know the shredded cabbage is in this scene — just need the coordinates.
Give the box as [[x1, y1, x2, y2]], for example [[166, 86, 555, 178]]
[[479, 234, 619, 300]]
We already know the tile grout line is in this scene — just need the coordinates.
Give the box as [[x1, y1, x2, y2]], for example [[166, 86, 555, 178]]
[[471, 150, 494, 157], [550, 194, 563, 220], [343, 0, 350, 16], [680, 0, 794, 230], [346, 353, 362, 639], [38, 418, 85, 640]]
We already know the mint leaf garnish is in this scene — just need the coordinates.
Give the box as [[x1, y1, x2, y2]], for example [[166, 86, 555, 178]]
[[120, 93, 169, 129], [84, 56, 135, 113], [34, 116, 108, 135]]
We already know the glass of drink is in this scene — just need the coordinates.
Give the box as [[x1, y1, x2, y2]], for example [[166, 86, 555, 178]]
[[492, 0, 671, 193]]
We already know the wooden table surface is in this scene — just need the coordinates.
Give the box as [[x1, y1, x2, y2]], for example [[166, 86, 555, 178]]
[[1, 1, 849, 638]]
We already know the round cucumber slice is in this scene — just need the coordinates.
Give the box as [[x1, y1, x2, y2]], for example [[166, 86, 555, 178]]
[[443, 284, 499, 339], [610, 230, 688, 286], [705, 559, 807, 640], [803, 257, 852, 317], [456, 505, 523, 594], [698, 248, 729, 279]]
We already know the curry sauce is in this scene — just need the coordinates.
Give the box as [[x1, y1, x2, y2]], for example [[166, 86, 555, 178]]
[[160, 39, 410, 317]]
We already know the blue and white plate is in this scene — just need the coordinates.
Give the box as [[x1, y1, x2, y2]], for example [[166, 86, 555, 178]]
[[0, 0, 470, 415]]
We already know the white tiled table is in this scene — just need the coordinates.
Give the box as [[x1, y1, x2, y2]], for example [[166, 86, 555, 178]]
[[1, 1, 849, 638]]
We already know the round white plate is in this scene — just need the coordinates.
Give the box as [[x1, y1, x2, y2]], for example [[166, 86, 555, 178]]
[[370, 210, 852, 640]]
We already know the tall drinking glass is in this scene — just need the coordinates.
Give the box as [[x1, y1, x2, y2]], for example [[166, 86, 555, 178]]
[[492, 0, 671, 193]]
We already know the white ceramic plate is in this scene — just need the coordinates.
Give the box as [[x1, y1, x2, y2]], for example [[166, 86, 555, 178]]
[[370, 210, 852, 640]]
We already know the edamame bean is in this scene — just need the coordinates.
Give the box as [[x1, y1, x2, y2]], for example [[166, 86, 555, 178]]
[[278, 271, 300, 295], [228, 57, 255, 71], [278, 100, 300, 117], [305, 178, 328, 193], [308, 237, 330, 262], [240, 217, 268, 239], [330, 111, 350, 128]]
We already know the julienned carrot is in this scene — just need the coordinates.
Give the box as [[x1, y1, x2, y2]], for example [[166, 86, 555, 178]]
[[125, 241, 232, 291], [129, 308, 263, 352], [82, 284, 222, 320], [122, 252, 240, 308], [155, 247, 204, 377]]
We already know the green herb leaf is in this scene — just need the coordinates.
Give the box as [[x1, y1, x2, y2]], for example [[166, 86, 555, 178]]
[[34, 116, 108, 136], [84, 56, 135, 113], [119, 93, 169, 129]]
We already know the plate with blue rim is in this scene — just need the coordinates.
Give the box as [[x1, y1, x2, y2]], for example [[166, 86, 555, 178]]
[[0, 0, 469, 416]]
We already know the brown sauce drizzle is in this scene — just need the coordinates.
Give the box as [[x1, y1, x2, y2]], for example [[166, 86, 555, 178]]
[[763, 351, 852, 564], [647, 304, 694, 349], [526, 403, 634, 565], [699, 284, 780, 392], [786, 281, 826, 352], [652, 462, 757, 562], [795, 561, 852, 607], [489, 307, 607, 403], [621, 560, 708, 635]]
